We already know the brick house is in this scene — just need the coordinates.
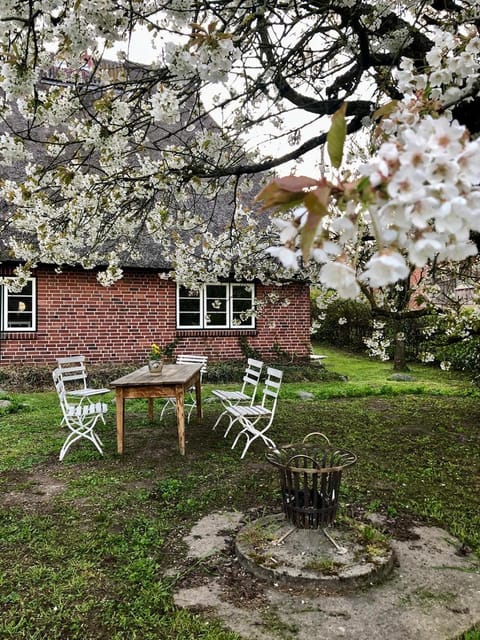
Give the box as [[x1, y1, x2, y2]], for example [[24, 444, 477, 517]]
[[0, 58, 311, 367], [0, 262, 311, 366]]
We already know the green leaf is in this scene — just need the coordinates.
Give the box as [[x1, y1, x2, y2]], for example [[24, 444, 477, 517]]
[[327, 103, 347, 169]]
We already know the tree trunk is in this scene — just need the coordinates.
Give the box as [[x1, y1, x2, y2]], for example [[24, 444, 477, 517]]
[[393, 331, 409, 371]]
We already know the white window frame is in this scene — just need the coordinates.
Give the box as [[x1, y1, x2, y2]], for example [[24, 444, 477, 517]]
[[1, 278, 37, 332], [176, 283, 255, 329]]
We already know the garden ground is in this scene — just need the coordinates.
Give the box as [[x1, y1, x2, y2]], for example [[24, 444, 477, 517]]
[[0, 347, 479, 639]]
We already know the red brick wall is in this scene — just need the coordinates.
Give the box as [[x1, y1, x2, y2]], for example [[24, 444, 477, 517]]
[[0, 266, 311, 366]]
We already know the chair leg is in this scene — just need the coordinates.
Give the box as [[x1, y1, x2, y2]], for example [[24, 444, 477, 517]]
[[231, 427, 255, 460], [59, 415, 104, 461], [240, 437, 253, 460], [185, 401, 195, 423], [160, 398, 175, 421], [89, 431, 104, 455], [231, 418, 251, 454], [92, 430, 103, 449], [213, 408, 229, 430], [236, 430, 275, 460], [60, 429, 103, 460], [231, 418, 277, 459], [224, 414, 242, 438], [60, 431, 83, 461]]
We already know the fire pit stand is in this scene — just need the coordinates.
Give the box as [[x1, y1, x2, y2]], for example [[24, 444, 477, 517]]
[[265, 432, 357, 530], [236, 434, 395, 589]]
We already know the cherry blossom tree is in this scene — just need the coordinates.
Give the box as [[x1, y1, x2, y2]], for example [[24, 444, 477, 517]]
[[0, 0, 479, 320]]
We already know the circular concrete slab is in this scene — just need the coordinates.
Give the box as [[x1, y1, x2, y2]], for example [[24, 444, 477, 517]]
[[174, 511, 480, 640], [235, 513, 395, 591]]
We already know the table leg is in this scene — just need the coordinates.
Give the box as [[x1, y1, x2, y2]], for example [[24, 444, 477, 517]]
[[116, 389, 125, 454], [148, 397, 154, 422], [175, 386, 185, 455], [195, 376, 202, 421]]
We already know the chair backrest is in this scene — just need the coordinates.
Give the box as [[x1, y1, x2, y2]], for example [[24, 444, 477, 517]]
[[176, 354, 208, 380], [52, 367, 69, 417], [241, 358, 264, 401], [56, 355, 88, 390], [260, 367, 283, 413]]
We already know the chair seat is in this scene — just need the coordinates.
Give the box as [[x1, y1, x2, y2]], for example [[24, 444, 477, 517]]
[[227, 404, 272, 419], [66, 388, 110, 398], [67, 402, 108, 418], [212, 358, 264, 433], [212, 389, 251, 402]]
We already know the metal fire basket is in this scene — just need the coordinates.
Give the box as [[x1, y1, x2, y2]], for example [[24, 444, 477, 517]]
[[266, 432, 357, 529]]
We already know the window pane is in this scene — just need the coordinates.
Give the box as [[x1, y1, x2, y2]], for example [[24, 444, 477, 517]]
[[206, 312, 227, 326], [232, 309, 254, 327], [206, 284, 227, 299], [205, 284, 227, 327], [180, 298, 201, 312], [178, 285, 201, 327], [206, 298, 227, 312], [231, 284, 254, 327], [179, 312, 201, 326], [232, 284, 253, 299]]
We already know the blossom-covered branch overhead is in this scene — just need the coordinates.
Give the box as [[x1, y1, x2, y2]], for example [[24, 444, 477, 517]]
[[0, 1, 479, 293]]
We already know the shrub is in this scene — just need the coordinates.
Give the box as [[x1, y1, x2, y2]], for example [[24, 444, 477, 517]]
[[312, 298, 372, 352], [0, 359, 343, 392], [207, 360, 342, 384], [436, 337, 480, 376], [0, 362, 138, 393]]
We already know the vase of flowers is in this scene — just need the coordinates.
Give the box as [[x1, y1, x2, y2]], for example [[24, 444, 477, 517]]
[[148, 343, 164, 374]]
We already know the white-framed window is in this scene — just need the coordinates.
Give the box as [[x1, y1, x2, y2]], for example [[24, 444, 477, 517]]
[[177, 283, 255, 329], [1, 278, 37, 331]]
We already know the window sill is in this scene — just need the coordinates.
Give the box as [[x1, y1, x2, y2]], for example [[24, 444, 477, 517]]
[[176, 328, 257, 337], [1, 331, 37, 340]]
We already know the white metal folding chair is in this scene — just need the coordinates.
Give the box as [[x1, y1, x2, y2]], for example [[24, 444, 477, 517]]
[[225, 367, 283, 459], [56, 355, 110, 405], [211, 358, 264, 432], [159, 354, 208, 423], [53, 368, 108, 461]]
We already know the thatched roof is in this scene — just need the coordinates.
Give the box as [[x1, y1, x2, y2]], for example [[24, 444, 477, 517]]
[[0, 57, 268, 273]]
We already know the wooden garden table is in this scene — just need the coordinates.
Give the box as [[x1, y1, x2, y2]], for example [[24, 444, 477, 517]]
[[110, 363, 203, 455]]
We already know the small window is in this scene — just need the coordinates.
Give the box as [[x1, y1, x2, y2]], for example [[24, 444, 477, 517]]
[[231, 284, 255, 327], [205, 284, 228, 327], [177, 283, 255, 329], [1, 278, 37, 331], [177, 286, 202, 328]]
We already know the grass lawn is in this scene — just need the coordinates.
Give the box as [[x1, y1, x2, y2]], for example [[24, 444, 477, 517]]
[[0, 350, 479, 639]]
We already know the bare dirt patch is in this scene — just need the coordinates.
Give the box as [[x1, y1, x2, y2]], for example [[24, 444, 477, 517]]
[[0, 469, 66, 509]]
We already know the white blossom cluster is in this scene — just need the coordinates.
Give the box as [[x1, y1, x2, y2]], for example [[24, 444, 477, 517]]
[[170, 205, 294, 291], [363, 321, 391, 361], [164, 33, 239, 84], [395, 28, 480, 106], [360, 112, 480, 277], [268, 26, 480, 298], [150, 85, 180, 124]]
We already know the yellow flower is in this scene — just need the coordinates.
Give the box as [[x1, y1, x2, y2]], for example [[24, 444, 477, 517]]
[[150, 343, 163, 359]]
